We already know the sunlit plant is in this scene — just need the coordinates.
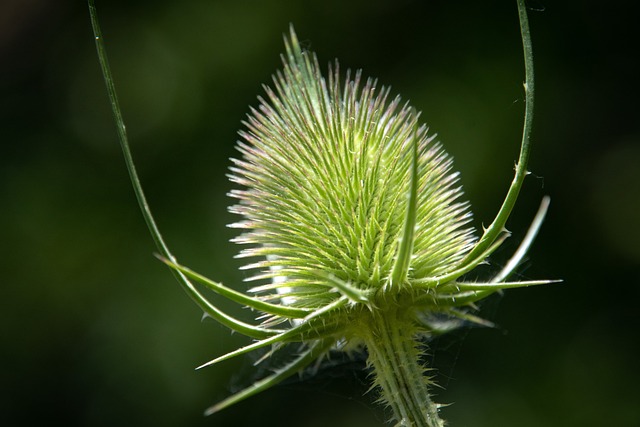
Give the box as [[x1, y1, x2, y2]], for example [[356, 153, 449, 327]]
[[89, 0, 556, 425]]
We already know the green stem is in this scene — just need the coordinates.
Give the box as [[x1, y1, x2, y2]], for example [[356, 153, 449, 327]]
[[88, 0, 277, 338], [88, 0, 170, 259], [364, 310, 444, 427], [461, 0, 535, 264]]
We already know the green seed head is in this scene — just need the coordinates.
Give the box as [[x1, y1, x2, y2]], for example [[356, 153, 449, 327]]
[[151, 25, 554, 423], [188, 26, 553, 423], [229, 28, 475, 311]]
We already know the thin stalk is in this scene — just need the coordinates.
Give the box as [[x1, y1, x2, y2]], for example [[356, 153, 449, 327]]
[[461, 0, 535, 264], [88, 0, 171, 259], [88, 1, 275, 338]]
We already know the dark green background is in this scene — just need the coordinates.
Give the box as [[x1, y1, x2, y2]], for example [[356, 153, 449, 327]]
[[2, 1, 638, 426]]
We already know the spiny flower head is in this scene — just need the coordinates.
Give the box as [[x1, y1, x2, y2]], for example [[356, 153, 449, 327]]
[[229, 29, 475, 307], [159, 25, 552, 424], [90, 0, 551, 422]]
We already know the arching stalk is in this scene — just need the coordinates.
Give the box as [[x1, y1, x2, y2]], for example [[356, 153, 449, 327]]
[[461, 0, 535, 265]]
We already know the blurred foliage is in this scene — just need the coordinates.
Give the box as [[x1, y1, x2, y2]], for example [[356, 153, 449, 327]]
[[1, 1, 638, 426]]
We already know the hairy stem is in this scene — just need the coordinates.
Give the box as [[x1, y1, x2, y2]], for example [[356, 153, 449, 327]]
[[364, 310, 444, 427]]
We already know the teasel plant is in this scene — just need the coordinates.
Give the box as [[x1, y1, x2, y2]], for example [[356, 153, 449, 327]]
[[89, 0, 557, 425]]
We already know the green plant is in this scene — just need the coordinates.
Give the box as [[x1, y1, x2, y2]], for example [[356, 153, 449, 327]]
[[89, 0, 556, 425]]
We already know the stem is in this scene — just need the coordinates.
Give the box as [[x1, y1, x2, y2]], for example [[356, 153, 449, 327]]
[[88, 0, 275, 338], [364, 310, 444, 427], [461, 0, 535, 264], [88, 0, 171, 259]]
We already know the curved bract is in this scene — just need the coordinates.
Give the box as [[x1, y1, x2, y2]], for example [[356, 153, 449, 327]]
[[89, 0, 556, 425]]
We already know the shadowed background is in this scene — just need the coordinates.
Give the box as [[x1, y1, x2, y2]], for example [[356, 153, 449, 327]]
[[2, 0, 638, 426]]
